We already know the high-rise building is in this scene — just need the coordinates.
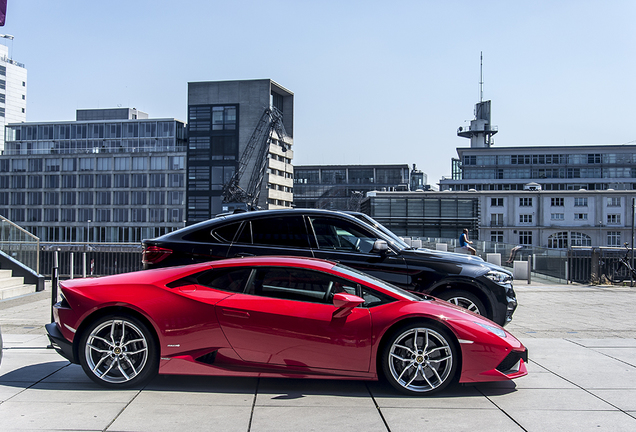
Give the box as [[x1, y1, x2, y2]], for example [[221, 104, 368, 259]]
[[187, 79, 294, 222], [0, 43, 27, 152]]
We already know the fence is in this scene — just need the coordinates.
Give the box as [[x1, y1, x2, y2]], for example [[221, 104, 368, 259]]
[[0, 215, 40, 274], [405, 236, 570, 282], [39, 243, 143, 278]]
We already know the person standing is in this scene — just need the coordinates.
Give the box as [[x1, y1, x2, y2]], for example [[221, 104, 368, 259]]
[[459, 228, 476, 255]]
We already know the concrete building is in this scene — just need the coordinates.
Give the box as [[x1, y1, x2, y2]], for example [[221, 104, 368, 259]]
[[0, 43, 27, 152], [293, 164, 412, 211], [0, 108, 187, 242], [362, 189, 635, 249], [187, 79, 294, 222]]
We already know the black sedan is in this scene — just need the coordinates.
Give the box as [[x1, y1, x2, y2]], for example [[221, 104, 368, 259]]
[[143, 209, 516, 326]]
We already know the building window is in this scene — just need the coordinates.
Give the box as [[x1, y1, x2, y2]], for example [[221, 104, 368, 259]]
[[131, 208, 146, 222], [44, 209, 58, 222], [519, 231, 533, 245], [95, 209, 110, 222], [490, 198, 504, 207], [551, 213, 564, 221], [548, 232, 568, 249], [519, 214, 533, 224], [114, 157, 130, 171], [45, 175, 59, 188], [113, 174, 129, 188], [131, 191, 146, 205], [607, 214, 621, 225], [574, 197, 588, 207], [79, 158, 95, 171], [62, 175, 76, 188], [607, 197, 621, 207], [490, 213, 503, 227], [132, 157, 148, 170], [149, 209, 164, 222], [97, 158, 113, 171], [149, 191, 165, 205], [607, 231, 621, 246], [490, 231, 504, 242], [571, 232, 592, 247], [78, 192, 93, 205], [113, 208, 128, 222], [96, 174, 111, 188], [113, 191, 129, 205], [79, 174, 93, 188], [78, 209, 93, 222], [551, 197, 564, 206], [96, 191, 111, 205], [149, 173, 165, 188], [519, 197, 532, 207], [61, 192, 76, 205], [574, 213, 588, 220], [61, 209, 75, 222], [127, 173, 144, 188]]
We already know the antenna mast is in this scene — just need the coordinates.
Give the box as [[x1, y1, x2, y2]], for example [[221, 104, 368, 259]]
[[479, 51, 484, 102]]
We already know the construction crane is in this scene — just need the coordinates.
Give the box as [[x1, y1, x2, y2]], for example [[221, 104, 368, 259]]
[[221, 107, 288, 211]]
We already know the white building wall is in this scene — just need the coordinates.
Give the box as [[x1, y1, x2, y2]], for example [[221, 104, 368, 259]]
[[0, 44, 27, 152]]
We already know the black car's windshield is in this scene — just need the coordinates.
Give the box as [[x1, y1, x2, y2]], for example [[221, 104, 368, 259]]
[[347, 212, 412, 250], [332, 263, 422, 302]]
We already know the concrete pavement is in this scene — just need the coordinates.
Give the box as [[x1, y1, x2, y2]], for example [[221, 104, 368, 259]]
[[1, 279, 635, 431]]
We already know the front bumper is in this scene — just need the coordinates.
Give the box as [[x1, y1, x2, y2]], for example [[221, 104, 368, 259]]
[[45, 322, 77, 364]]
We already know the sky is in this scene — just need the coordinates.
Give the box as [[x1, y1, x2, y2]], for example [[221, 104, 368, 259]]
[[3, 1, 636, 187]]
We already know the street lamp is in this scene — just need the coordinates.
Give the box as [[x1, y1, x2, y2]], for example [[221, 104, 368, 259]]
[[87, 220, 91, 245], [0, 34, 14, 40]]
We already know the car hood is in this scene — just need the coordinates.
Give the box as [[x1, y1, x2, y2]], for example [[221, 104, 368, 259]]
[[399, 248, 512, 276]]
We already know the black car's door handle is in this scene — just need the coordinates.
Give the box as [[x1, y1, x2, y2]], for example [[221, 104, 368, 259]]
[[234, 252, 255, 258]]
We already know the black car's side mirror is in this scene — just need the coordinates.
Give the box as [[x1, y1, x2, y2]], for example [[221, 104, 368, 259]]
[[372, 240, 388, 254]]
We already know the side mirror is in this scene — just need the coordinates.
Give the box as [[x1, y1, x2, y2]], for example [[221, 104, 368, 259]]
[[332, 293, 364, 318], [372, 239, 388, 254]]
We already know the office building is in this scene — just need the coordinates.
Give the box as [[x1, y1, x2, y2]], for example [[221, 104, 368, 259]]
[[1, 108, 187, 242], [293, 164, 412, 211], [187, 79, 294, 222]]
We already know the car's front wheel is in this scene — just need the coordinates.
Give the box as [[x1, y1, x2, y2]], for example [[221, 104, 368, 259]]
[[437, 289, 486, 317], [78, 314, 158, 388], [381, 322, 458, 395]]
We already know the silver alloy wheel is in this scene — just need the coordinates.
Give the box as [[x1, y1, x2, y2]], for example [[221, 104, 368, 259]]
[[84, 319, 149, 384], [446, 296, 481, 314], [387, 327, 454, 393]]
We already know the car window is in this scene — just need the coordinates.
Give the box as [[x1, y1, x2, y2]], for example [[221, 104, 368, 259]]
[[250, 216, 310, 248], [246, 267, 354, 304], [197, 268, 253, 292], [309, 217, 378, 253], [212, 222, 242, 243]]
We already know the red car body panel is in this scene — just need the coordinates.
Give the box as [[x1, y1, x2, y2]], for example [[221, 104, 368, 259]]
[[51, 256, 527, 384]]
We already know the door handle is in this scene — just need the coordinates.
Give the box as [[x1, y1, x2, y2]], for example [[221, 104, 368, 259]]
[[234, 252, 255, 258], [220, 308, 250, 319]]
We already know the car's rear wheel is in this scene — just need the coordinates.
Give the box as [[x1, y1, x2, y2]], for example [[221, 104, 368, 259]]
[[381, 322, 458, 395], [437, 289, 486, 317], [79, 314, 158, 388]]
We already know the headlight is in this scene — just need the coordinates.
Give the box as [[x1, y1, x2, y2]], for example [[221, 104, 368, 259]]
[[474, 321, 507, 338], [485, 270, 512, 285]]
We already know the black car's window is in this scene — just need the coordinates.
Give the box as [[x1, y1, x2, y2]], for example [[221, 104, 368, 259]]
[[234, 221, 252, 244], [195, 268, 253, 293], [309, 217, 378, 253], [250, 216, 310, 248], [246, 267, 355, 304], [212, 222, 242, 243]]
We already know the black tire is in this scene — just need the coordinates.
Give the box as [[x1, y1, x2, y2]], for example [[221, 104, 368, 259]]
[[436, 289, 487, 318], [381, 321, 458, 395], [78, 314, 158, 388]]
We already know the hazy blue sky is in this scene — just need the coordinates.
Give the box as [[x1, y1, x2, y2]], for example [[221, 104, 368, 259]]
[[4, 1, 635, 186]]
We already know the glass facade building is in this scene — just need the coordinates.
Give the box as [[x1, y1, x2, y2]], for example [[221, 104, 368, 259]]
[[0, 109, 187, 242], [294, 164, 410, 211]]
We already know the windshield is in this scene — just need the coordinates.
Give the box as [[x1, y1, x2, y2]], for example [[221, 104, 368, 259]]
[[348, 212, 411, 250], [332, 263, 422, 302]]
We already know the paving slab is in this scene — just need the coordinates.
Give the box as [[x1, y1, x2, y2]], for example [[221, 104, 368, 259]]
[[250, 405, 385, 432]]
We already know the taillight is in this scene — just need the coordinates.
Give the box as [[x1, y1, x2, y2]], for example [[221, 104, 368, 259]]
[[142, 246, 173, 265]]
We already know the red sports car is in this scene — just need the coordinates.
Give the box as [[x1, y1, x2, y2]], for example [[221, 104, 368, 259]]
[[46, 256, 527, 395]]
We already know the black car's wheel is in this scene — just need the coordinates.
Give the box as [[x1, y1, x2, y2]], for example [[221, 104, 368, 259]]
[[437, 289, 486, 317], [381, 322, 458, 395], [79, 314, 158, 388]]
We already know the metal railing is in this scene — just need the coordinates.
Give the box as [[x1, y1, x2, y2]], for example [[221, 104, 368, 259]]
[[0, 215, 40, 274], [405, 236, 569, 282], [40, 243, 143, 278]]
